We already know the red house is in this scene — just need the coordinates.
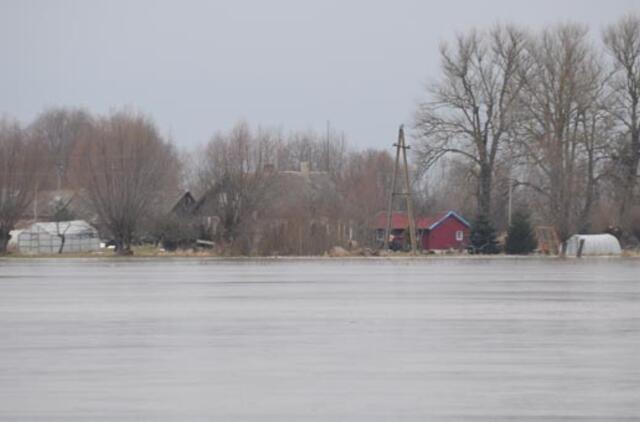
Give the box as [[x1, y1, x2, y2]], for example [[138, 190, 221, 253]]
[[371, 210, 471, 251]]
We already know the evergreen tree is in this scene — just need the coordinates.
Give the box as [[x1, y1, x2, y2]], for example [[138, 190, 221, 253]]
[[505, 210, 537, 254], [470, 213, 500, 254]]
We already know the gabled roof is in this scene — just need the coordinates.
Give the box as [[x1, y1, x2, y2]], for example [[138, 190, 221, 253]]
[[170, 191, 197, 215], [371, 210, 470, 230], [427, 210, 471, 229]]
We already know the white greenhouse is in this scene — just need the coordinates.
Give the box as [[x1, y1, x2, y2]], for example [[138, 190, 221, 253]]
[[14, 220, 101, 254], [565, 234, 622, 257]]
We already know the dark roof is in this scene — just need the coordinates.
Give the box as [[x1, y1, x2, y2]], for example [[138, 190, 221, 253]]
[[170, 191, 197, 215]]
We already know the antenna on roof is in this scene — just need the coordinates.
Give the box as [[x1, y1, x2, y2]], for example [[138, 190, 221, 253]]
[[383, 125, 418, 254]]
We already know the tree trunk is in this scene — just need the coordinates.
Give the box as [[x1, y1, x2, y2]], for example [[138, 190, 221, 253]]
[[0, 228, 11, 255], [619, 129, 640, 226], [57, 234, 66, 254], [579, 176, 596, 234], [115, 237, 133, 256], [478, 163, 492, 217], [115, 245, 133, 256]]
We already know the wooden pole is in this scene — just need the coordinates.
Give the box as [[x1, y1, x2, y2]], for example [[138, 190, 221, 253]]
[[383, 125, 417, 254], [383, 129, 402, 251], [577, 238, 585, 258], [508, 179, 513, 227], [399, 126, 418, 255]]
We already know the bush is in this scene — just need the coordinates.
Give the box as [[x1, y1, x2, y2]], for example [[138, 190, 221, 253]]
[[469, 213, 500, 254], [505, 210, 537, 254], [153, 215, 198, 251]]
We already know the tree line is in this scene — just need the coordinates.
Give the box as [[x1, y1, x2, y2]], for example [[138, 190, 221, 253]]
[[414, 14, 640, 246], [0, 110, 396, 255]]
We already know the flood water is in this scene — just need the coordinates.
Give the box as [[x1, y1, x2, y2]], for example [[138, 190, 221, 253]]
[[0, 258, 639, 421]]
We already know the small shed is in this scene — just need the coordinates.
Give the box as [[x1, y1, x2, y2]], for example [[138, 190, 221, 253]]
[[372, 210, 471, 251], [15, 220, 101, 254], [565, 234, 622, 257]]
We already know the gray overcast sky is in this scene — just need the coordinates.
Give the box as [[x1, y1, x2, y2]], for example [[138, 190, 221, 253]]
[[1, 0, 638, 150]]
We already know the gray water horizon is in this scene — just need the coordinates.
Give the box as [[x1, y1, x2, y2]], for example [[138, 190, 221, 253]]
[[1, 258, 638, 421]]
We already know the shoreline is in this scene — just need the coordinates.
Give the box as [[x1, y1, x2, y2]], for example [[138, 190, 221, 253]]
[[1, 251, 638, 261]]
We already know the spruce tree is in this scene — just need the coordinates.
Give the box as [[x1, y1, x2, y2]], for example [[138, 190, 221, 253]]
[[470, 213, 500, 254], [505, 210, 537, 254]]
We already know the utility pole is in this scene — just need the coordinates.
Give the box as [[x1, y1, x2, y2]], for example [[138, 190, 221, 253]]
[[508, 178, 513, 227], [325, 120, 331, 172], [383, 125, 418, 254], [33, 181, 39, 222]]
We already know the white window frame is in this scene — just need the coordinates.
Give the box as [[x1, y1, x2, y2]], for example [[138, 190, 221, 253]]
[[455, 230, 464, 241]]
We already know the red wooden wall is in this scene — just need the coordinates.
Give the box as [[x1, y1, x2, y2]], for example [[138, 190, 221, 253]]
[[421, 216, 470, 250]]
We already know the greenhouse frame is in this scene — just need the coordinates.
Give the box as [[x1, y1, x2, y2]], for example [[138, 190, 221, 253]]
[[13, 220, 101, 254]]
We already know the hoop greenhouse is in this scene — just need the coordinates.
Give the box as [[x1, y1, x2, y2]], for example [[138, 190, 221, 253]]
[[12, 220, 100, 254]]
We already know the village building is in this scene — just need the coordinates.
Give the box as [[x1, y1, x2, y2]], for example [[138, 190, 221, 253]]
[[371, 210, 471, 251], [258, 162, 343, 255], [170, 191, 197, 217], [189, 162, 349, 255]]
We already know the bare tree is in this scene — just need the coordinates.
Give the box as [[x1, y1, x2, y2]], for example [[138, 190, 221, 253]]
[[320, 126, 348, 179], [31, 108, 92, 190], [417, 157, 478, 220], [517, 24, 603, 241], [283, 131, 317, 170], [414, 25, 527, 219], [0, 119, 45, 254], [337, 149, 394, 245], [576, 93, 614, 232], [51, 196, 75, 253], [603, 14, 640, 225], [195, 122, 278, 253], [74, 111, 179, 255], [273, 128, 348, 179]]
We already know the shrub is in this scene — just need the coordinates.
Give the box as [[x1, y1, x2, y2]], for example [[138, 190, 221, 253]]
[[153, 215, 198, 251], [505, 210, 537, 254], [469, 214, 500, 254]]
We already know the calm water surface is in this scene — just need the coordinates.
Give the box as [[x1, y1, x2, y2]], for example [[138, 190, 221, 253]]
[[0, 258, 638, 421]]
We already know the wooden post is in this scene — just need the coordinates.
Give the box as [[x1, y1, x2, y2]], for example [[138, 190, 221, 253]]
[[508, 179, 513, 227], [577, 238, 585, 258], [400, 127, 418, 255], [383, 129, 402, 251], [383, 125, 417, 255]]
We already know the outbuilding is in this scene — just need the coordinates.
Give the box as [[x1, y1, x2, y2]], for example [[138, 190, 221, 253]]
[[372, 210, 471, 251], [12, 220, 101, 254], [565, 234, 622, 257]]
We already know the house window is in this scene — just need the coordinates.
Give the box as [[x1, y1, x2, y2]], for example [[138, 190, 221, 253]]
[[455, 230, 464, 241]]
